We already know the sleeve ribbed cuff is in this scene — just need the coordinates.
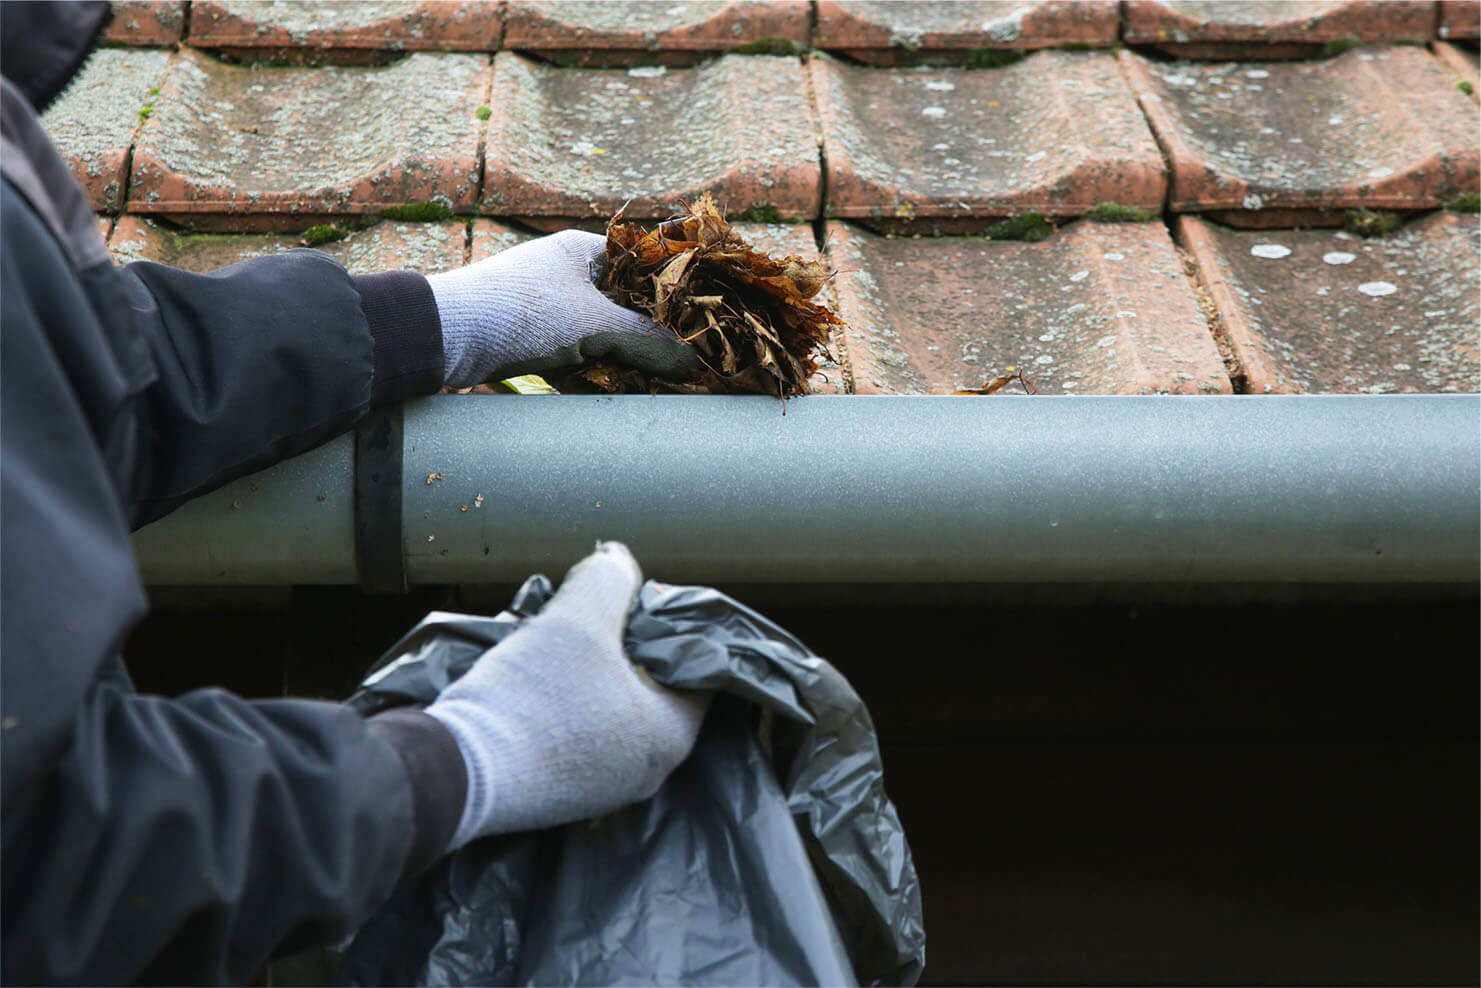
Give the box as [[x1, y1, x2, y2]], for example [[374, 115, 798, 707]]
[[365, 707, 468, 876], [352, 271, 444, 406]]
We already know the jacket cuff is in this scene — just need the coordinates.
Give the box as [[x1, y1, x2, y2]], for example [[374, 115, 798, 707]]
[[352, 271, 444, 406], [365, 708, 467, 877]]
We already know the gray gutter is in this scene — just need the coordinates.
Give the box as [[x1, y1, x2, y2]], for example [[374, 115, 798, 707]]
[[132, 394, 1481, 587]]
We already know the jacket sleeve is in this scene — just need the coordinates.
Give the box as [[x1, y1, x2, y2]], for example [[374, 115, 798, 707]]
[[1, 180, 465, 984], [118, 252, 444, 528]]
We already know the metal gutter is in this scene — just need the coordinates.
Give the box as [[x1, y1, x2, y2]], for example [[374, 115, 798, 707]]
[[132, 394, 1481, 587]]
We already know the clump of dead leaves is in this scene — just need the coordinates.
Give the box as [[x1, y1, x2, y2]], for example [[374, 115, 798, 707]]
[[558, 193, 842, 399]]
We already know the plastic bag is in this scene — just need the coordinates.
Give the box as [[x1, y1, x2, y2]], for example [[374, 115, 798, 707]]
[[334, 577, 926, 987]]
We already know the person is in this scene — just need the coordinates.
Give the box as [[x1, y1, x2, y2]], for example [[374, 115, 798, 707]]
[[0, 3, 711, 983]]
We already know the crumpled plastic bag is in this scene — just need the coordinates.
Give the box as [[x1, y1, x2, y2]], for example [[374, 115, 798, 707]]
[[333, 577, 926, 987]]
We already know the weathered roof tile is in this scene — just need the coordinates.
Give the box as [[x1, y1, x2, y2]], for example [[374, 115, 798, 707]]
[[108, 214, 469, 274], [503, 1, 809, 60], [826, 220, 1231, 395], [814, 1, 1118, 63], [1123, 1, 1435, 57], [103, 1, 187, 46], [812, 52, 1165, 225], [187, 1, 502, 54], [482, 53, 819, 221], [1438, 0, 1481, 38], [129, 48, 489, 224], [1178, 212, 1480, 393], [40, 48, 172, 212], [1122, 47, 1481, 219], [469, 217, 537, 260]]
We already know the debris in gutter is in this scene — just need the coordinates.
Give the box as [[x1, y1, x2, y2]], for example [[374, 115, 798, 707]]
[[955, 367, 1039, 395], [556, 192, 843, 400]]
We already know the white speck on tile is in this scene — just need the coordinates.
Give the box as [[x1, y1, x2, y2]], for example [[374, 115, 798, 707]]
[[1327, 115, 1345, 126], [1025, 150, 1047, 162], [1323, 251, 1356, 264], [925, 80, 955, 91], [1367, 166, 1395, 179], [1103, 252, 1125, 261], [932, 142, 950, 150], [1243, 193, 1264, 210], [1115, 310, 1137, 319], [922, 106, 946, 118], [1035, 355, 1054, 364], [1359, 281, 1397, 297], [1068, 269, 1089, 282], [628, 65, 666, 78], [1250, 244, 1291, 259], [1096, 334, 1117, 348], [1394, 362, 1412, 371], [1245, 69, 1269, 79]]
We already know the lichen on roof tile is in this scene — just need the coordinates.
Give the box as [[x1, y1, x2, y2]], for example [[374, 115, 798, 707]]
[[40, 49, 172, 212], [482, 53, 819, 219], [130, 49, 489, 216], [1123, 1, 1435, 45], [1122, 47, 1481, 214], [826, 220, 1229, 395], [470, 218, 538, 260], [503, 0, 809, 50], [188, 1, 500, 51], [814, 1, 1118, 53], [1179, 213, 1480, 393], [812, 52, 1165, 220]]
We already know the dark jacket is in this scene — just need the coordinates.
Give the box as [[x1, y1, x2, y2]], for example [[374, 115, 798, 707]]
[[1, 4, 466, 982]]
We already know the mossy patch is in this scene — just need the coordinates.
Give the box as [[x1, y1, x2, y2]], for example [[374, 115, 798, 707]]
[[1446, 192, 1480, 213], [475, 104, 492, 121], [1059, 41, 1094, 52], [1457, 80, 1474, 96], [733, 202, 786, 224], [137, 85, 160, 124], [962, 48, 1027, 70], [730, 38, 798, 56], [1344, 207, 1402, 237], [1084, 202, 1158, 223], [1321, 35, 1361, 58], [380, 201, 454, 222], [300, 224, 348, 247], [984, 213, 1053, 242]]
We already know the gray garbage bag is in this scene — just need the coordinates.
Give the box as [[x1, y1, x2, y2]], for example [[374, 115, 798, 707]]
[[334, 577, 926, 987]]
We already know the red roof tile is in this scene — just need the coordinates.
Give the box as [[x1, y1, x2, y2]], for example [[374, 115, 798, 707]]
[[811, 52, 1165, 225], [109, 214, 470, 273], [481, 53, 819, 221], [1178, 212, 1480, 393], [1123, 1, 1435, 52], [827, 220, 1231, 395], [1433, 40, 1480, 99], [1121, 47, 1481, 217], [470, 217, 537, 260], [187, 1, 501, 53], [40, 48, 172, 212], [1438, 0, 1481, 38], [103, 1, 187, 46], [129, 48, 490, 224], [814, 1, 1118, 62], [503, 1, 809, 58]]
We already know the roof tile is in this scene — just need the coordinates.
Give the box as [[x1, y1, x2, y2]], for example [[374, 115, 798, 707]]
[[1439, 0, 1481, 38], [826, 220, 1231, 395], [1123, 1, 1435, 56], [812, 52, 1165, 225], [109, 214, 469, 274], [482, 53, 819, 221], [814, 1, 1118, 63], [128, 49, 489, 224], [187, 1, 501, 54], [1121, 47, 1481, 218], [103, 1, 187, 46], [503, 1, 809, 60], [469, 217, 537, 260], [1177, 213, 1480, 393], [1433, 40, 1480, 99], [40, 49, 172, 213]]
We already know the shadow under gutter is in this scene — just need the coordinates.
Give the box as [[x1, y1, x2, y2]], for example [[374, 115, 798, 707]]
[[131, 394, 1481, 591]]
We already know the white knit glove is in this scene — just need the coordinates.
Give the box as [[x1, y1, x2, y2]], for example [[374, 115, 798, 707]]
[[427, 230, 701, 388], [425, 543, 711, 847]]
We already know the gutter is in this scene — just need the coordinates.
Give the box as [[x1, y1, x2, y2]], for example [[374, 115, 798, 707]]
[[132, 394, 1481, 588]]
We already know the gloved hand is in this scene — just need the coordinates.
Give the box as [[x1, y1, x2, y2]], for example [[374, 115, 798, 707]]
[[427, 229, 702, 388], [425, 542, 711, 847]]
